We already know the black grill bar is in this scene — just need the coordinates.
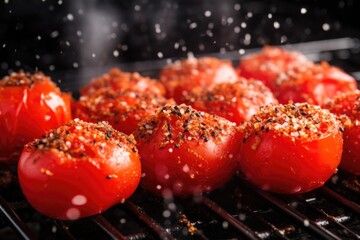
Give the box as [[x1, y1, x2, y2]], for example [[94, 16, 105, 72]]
[[242, 206, 290, 240], [0, 195, 36, 240], [92, 215, 127, 240], [52, 219, 76, 240], [242, 181, 343, 240], [201, 196, 261, 240], [320, 187, 360, 214], [300, 200, 360, 239], [123, 201, 176, 240]]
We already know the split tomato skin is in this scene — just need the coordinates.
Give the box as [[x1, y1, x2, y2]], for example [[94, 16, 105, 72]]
[[18, 120, 141, 220], [239, 103, 343, 194], [159, 57, 238, 103], [182, 78, 278, 124], [134, 104, 241, 197], [80, 68, 165, 97], [73, 88, 173, 135], [0, 71, 72, 164], [324, 90, 360, 175]]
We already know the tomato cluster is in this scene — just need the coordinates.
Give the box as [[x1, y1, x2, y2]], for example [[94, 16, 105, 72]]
[[0, 45, 358, 221]]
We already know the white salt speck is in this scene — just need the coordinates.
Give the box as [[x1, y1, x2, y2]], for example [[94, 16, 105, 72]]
[[168, 203, 176, 211], [189, 22, 197, 29], [322, 23, 330, 31], [51, 225, 57, 233], [72, 195, 87, 206], [91, 53, 96, 58], [49, 65, 55, 71], [229, 154, 233, 159], [182, 164, 189, 173], [73, 62, 79, 68], [273, 21, 280, 29], [164, 174, 170, 179], [155, 23, 161, 33], [234, 26, 241, 33], [121, 45, 128, 51], [157, 52, 164, 58], [113, 50, 119, 57], [50, 31, 59, 38], [35, 55, 40, 60], [247, 12, 253, 18], [227, 17, 234, 24], [37, 36, 41, 40], [76, 125, 82, 130], [204, 10, 212, 17], [239, 214, 246, 221], [66, 208, 80, 220], [301, 8, 307, 14], [65, 41, 70, 46], [163, 210, 171, 218], [2, 44, 5, 48], [268, 13, 272, 19], [57, 0, 63, 5], [304, 219, 310, 227], [134, 5, 141, 11], [241, 22, 247, 28], [234, 3, 241, 11], [45, 115, 51, 121], [4, 0, 9, 4], [174, 42, 179, 49], [168, 148, 173, 153], [120, 218, 126, 224], [76, 31, 82, 37], [222, 221, 229, 229], [67, 13, 74, 21], [156, 185, 162, 190]]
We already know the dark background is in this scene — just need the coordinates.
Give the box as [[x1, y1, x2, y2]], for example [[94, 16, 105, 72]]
[[0, 0, 359, 88]]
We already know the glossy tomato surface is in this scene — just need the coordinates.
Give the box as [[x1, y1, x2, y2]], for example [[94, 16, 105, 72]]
[[183, 78, 278, 124], [0, 72, 72, 164], [240, 103, 343, 194], [134, 104, 241, 197], [73, 89, 173, 135], [273, 62, 357, 105], [18, 120, 141, 220], [238, 46, 308, 87], [80, 68, 165, 96], [324, 90, 360, 175], [159, 57, 238, 103]]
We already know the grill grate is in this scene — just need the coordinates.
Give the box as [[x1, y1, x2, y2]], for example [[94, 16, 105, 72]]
[[0, 38, 360, 240]]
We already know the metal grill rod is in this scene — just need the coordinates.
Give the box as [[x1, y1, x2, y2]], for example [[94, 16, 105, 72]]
[[0, 195, 36, 240], [52, 220, 76, 240], [92, 215, 127, 240], [321, 187, 360, 214]]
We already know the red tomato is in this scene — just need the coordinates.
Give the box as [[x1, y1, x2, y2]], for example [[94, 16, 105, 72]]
[[134, 104, 241, 197], [159, 57, 238, 103], [0, 71, 72, 164], [272, 62, 357, 105], [80, 68, 165, 96], [238, 46, 308, 87], [18, 120, 141, 220], [73, 89, 174, 135], [182, 78, 278, 124], [324, 90, 360, 175], [239, 103, 343, 194]]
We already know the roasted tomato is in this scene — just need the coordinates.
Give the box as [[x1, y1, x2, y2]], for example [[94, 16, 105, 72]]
[[239, 103, 343, 194], [18, 120, 141, 220], [80, 68, 165, 96], [238, 46, 308, 87], [324, 90, 360, 175], [134, 104, 241, 197], [182, 78, 278, 124], [0, 71, 72, 164], [272, 62, 357, 105], [73, 89, 173, 135], [159, 57, 238, 103]]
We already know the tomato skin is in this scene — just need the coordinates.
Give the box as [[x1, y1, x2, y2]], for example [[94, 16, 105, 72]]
[[239, 103, 342, 194], [238, 46, 308, 87], [160, 57, 238, 103], [134, 104, 241, 197], [80, 68, 165, 96], [274, 63, 357, 105], [0, 72, 72, 164], [324, 90, 360, 175], [18, 120, 141, 220], [73, 89, 174, 135], [182, 78, 278, 124]]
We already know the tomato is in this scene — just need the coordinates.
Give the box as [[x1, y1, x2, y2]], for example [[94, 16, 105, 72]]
[[182, 78, 278, 124], [159, 57, 238, 103], [134, 104, 241, 197], [18, 120, 141, 220], [324, 90, 360, 175], [80, 68, 165, 96], [272, 62, 357, 105], [73, 89, 174, 135], [239, 103, 343, 194], [0, 71, 72, 164], [238, 46, 308, 87]]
